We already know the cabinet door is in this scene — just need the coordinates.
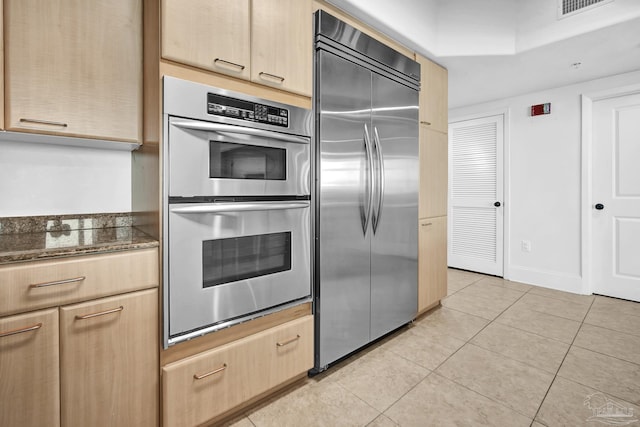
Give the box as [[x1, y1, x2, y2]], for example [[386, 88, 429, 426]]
[[418, 216, 447, 312], [162, 0, 250, 80], [0, 309, 59, 427], [419, 127, 448, 218], [252, 0, 312, 96], [5, 0, 142, 142], [416, 55, 448, 134], [59, 289, 158, 427]]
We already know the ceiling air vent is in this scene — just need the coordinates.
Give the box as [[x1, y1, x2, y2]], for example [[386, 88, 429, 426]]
[[559, 0, 613, 17]]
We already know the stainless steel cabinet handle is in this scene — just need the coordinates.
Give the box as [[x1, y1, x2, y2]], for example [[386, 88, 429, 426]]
[[170, 119, 309, 144], [276, 334, 300, 347], [372, 126, 385, 234], [193, 363, 227, 380], [20, 118, 68, 128], [0, 323, 42, 338], [420, 121, 431, 126], [29, 276, 86, 289], [362, 124, 374, 235], [258, 72, 285, 83], [75, 306, 124, 320], [171, 201, 309, 214], [213, 58, 246, 71]]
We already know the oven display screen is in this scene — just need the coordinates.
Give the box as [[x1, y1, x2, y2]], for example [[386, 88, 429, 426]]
[[207, 93, 289, 127], [202, 232, 292, 288]]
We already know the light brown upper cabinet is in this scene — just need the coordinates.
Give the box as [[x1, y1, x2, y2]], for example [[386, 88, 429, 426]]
[[4, 0, 142, 143], [161, 0, 312, 97], [162, 0, 251, 81], [252, 0, 312, 96], [416, 55, 448, 134]]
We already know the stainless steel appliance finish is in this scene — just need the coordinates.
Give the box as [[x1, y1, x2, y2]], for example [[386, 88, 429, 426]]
[[167, 201, 311, 341], [164, 77, 312, 198], [163, 77, 312, 348], [314, 11, 419, 370]]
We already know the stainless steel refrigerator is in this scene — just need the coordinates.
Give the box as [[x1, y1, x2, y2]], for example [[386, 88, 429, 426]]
[[313, 10, 420, 371]]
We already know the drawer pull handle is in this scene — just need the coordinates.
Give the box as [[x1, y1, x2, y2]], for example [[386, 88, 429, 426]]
[[214, 58, 245, 71], [421, 222, 432, 227], [0, 323, 42, 338], [75, 306, 124, 320], [276, 334, 300, 347], [20, 118, 68, 128], [259, 72, 285, 83], [193, 363, 227, 380], [420, 121, 431, 126], [30, 276, 86, 289]]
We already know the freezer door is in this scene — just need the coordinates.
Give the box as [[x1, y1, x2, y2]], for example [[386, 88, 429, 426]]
[[316, 50, 373, 368], [370, 73, 419, 340]]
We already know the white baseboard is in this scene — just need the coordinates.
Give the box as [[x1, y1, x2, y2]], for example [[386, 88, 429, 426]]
[[506, 266, 585, 294]]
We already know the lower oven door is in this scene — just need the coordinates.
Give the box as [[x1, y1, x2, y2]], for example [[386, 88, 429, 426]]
[[166, 200, 310, 344]]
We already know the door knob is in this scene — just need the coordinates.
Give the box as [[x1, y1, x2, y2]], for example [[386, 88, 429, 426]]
[[595, 203, 604, 210], [494, 201, 501, 207]]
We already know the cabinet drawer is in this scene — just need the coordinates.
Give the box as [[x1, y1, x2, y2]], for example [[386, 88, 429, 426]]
[[163, 315, 313, 427], [0, 308, 60, 427], [0, 248, 158, 316]]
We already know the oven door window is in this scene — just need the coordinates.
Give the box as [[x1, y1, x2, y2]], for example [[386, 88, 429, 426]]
[[209, 141, 286, 180], [202, 232, 292, 288]]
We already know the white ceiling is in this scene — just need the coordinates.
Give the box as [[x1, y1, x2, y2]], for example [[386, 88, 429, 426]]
[[326, 0, 640, 108]]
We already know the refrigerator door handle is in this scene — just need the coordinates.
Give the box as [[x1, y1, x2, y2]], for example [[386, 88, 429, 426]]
[[372, 126, 385, 234], [362, 124, 375, 235]]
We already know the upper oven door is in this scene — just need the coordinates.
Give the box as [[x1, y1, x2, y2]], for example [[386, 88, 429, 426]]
[[168, 117, 310, 197]]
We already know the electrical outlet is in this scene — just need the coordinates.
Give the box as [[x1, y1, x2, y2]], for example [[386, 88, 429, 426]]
[[521, 240, 531, 252]]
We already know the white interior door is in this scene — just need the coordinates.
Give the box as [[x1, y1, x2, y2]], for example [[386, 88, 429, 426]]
[[592, 93, 640, 302], [448, 115, 504, 276]]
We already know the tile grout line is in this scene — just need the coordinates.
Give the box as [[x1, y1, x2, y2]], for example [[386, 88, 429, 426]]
[[529, 295, 597, 425], [426, 288, 543, 421]]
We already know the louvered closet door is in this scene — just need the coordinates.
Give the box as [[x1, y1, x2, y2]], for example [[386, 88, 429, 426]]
[[448, 115, 503, 276]]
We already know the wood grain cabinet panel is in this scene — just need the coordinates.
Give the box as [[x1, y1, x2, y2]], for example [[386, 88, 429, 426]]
[[419, 127, 448, 218], [416, 55, 448, 134], [4, 0, 142, 142], [163, 315, 313, 427], [252, 0, 312, 96], [59, 289, 158, 427], [0, 248, 158, 317], [161, 0, 251, 80], [0, 309, 60, 427], [418, 216, 447, 313]]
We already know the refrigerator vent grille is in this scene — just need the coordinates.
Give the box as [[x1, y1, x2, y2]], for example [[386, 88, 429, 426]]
[[560, 0, 610, 16]]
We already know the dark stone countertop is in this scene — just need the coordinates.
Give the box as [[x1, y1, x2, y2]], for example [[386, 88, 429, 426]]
[[0, 213, 159, 264]]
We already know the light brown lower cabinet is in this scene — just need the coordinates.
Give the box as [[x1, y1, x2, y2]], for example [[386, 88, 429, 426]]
[[418, 216, 448, 313], [60, 288, 158, 427], [0, 288, 158, 427], [163, 315, 314, 427], [0, 308, 60, 427]]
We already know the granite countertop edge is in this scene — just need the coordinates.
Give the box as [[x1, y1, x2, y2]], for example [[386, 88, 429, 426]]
[[0, 212, 159, 265]]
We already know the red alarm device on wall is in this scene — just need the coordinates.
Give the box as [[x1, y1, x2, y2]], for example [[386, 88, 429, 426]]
[[531, 103, 551, 116]]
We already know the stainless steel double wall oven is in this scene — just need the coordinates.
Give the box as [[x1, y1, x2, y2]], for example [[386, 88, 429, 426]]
[[163, 77, 312, 347]]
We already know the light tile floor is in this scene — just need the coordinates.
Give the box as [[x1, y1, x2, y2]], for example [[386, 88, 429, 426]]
[[221, 269, 640, 427]]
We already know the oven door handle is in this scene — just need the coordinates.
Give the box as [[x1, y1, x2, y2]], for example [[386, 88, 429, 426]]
[[170, 119, 310, 144], [170, 201, 310, 214]]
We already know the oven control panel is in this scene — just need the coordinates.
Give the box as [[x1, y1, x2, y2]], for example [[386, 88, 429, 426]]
[[207, 93, 289, 127]]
